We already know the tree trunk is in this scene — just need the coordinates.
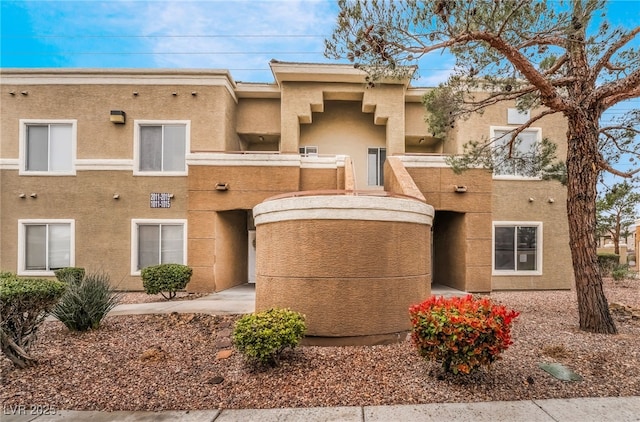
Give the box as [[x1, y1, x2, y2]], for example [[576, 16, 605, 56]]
[[566, 115, 617, 334]]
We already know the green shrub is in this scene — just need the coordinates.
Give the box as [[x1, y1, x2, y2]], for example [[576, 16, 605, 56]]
[[51, 272, 120, 332], [410, 295, 519, 375], [233, 308, 306, 366], [0, 276, 67, 368], [54, 267, 85, 285], [612, 264, 630, 281], [141, 264, 193, 300], [597, 253, 620, 275]]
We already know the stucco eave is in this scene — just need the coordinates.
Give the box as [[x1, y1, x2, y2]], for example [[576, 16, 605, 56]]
[[0, 68, 238, 102], [269, 61, 414, 87]]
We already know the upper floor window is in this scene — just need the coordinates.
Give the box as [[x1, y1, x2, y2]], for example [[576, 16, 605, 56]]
[[299, 146, 318, 157], [18, 219, 75, 276], [491, 127, 541, 178], [368, 147, 386, 186], [20, 120, 77, 175], [134, 121, 189, 175]]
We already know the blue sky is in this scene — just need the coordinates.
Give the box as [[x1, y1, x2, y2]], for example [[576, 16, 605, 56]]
[[2, 0, 638, 195]]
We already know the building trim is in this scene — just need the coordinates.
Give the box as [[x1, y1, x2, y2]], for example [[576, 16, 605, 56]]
[[76, 159, 134, 171], [187, 152, 301, 167], [254, 195, 434, 226], [0, 159, 19, 170]]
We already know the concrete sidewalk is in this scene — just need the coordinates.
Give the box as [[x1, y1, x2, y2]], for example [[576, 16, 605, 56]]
[[4, 397, 640, 421]]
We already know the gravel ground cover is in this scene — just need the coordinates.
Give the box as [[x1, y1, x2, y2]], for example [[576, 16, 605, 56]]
[[1, 277, 639, 411]]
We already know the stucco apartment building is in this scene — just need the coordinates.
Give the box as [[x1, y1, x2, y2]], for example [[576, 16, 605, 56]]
[[0, 61, 574, 293]]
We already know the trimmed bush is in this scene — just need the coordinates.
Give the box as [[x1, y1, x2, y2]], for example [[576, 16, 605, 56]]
[[51, 272, 120, 331], [0, 276, 67, 368], [54, 267, 85, 285], [410, 295, 519, 375], [141, 264, 193, 300], [233, 308, 306, 366], [612, 264, 630, 281], [597, 253, 620, 275]]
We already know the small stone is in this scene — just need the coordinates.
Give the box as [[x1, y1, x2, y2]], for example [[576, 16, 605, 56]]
[[219, 321, 232, 329], [216, 350, 233, 360], [538, 362, 582, 381], [139, 346, 168, 362], [216, 338, 232, 348], [218, 328, 232, 337], [206, 376, 224, 385]]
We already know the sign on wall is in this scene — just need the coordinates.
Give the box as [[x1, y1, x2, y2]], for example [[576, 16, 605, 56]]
[[150, 193, 171, 208]]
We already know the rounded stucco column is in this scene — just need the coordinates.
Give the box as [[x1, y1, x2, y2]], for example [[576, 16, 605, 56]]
[[253, 194, 434, 344]]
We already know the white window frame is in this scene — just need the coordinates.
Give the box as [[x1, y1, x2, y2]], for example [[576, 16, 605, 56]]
[[130, 219, 188, 275], [492, 221, 543, 276], [507, 108, 530, 125], [133, 120, 190, 176], [367, 147, 386, 186], [19, 119, 77, 176], [299, 146, 318, 157], [17, 219, 75, 276], [490, 126, 542, 180]]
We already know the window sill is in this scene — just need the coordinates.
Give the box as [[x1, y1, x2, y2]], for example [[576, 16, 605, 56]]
[[492, 271, 542, 276], [133, 171, 188, 176], [17, 270, 56, 277], [492, 175, 542, 181]]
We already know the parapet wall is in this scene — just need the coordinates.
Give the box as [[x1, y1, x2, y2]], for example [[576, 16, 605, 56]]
[[253, 194, 434, 344]]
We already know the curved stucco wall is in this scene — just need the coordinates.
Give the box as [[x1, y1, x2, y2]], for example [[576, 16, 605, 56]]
[[253, 195, 434, 341]]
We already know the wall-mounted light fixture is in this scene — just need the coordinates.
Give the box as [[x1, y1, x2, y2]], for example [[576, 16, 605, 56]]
[[110, 110, 126, 124], [9, 91, 15, 96], [133, 91, 139, 96], [258, 136, 264, 142], [113, 194, 120, 200], [30, 193, 37, 198], [215, 183, 229, 191], [172, 92, 178, 96], [168, 193, 175, 198], [453, 185, 467, 193], [191, 91, 197, 96]]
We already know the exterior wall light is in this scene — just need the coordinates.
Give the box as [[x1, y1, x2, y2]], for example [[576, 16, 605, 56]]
[[110, 110, 126, 124], [454, 185, 467, 193]]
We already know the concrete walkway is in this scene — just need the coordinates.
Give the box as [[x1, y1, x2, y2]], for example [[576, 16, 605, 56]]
[[4, 397, 640, 421], [18, 284, 638, 422], [109, 283, 467, 316]]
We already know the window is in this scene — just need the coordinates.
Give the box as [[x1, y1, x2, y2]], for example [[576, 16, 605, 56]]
[[20, 120, 76, 175], [493, 222, 542, 275], [131, 219, 187, 274], [18, 220, 75, 275], [367, 147, 386, 186], [299, 146, 318, 156], [134, 121, 189, 175], [492, 127, 540, 178]]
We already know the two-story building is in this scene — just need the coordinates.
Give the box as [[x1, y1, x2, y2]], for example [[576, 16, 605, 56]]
[[0, 61, 574, 292]]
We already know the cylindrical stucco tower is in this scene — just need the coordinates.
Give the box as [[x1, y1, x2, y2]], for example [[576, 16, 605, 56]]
[[253, 193, 434, 345]]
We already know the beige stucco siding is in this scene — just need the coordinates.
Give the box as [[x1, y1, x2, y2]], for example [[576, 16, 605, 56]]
[[491, 179, 573, 290], [299, 101, 385, 190], [0, 170, 187, 290]]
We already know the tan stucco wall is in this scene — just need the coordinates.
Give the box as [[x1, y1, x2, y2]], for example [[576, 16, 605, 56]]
[[0, 170, 187, 290], [407, 167, 493, 292], [236, 98, 281, 136], [299, 168, 340, 191], [213, 210, 248, 291], [491, 180, 573, 290], [451, 99, 568, 159], [299, 101, 385, 190], [0, 82, 238, 157], [256, 218, 431, 338]]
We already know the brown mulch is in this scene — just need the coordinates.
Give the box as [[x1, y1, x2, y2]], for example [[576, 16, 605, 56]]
[[1, 277, 639, 411]]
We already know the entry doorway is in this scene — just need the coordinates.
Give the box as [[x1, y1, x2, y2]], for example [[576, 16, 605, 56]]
[[432, 211, 466, 291]]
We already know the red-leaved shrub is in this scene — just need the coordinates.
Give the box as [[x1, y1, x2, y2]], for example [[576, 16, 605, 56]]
[[409, 295, 519, 374]]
